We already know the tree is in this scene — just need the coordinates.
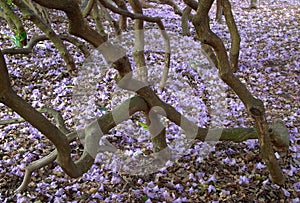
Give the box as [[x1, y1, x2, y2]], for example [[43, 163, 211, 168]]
[[0, 0, 289, 194], [250, 0, 258, 9]]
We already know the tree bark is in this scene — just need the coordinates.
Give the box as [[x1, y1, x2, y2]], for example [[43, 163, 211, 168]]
[[192, 0, 285, 185], [250, 0, 258, 9], [129, 0, 148, 83]]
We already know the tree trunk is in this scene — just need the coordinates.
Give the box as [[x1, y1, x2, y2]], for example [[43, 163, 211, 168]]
[[250, 0, 258, 9]]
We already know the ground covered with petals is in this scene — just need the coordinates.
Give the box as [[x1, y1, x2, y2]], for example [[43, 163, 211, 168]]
[[0, 0, 299, 202]]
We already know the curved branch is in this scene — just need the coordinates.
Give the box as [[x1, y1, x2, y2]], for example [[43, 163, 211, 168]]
[[15, 132, 77, 193], [181, 6, 192, 36], [0, 107, 70, 134], [12, 0, 76, 71], [2, 34, 90, 57], [0, 51, 80, 178], [183, 0, 198, 11], [98, 2, 121, 36], [113, 0, 128, 30], [192, 0, 285, 185], [82, 0, 95, 17], [98, 0, 171, 89], [98, 0, 162, 27], [0, 51, 12, 94], [91, 1, 108, 40], [33, 0, 105, 47], [222, 0, 240, 72]]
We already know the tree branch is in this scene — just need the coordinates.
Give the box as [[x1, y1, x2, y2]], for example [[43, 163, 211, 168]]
[[222, 0, 240, 72], [192, 0, 285, 185], [13, 0, 76, 71], [2, 34, 90, 57], [33, 0, 106, 47]]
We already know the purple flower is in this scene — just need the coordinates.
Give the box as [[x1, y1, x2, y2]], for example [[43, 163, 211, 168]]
[[206, 174, 217, 183], [186, 187, 194, 194], [16, 195, 29, 203], [256, 162, 266, 170], [145, 199, 152, 203], [92, 192, 103, 200], [147, 181, 155, 188], [208, 185, 216, 193], [238, 176, 249, 185], [293, 182, 300, 192], [53, 197, 64, 203], [281, 188, 290, 197], [222, 157, 236, 165], [173, 197, 188, 203], [189, 173, 196, 181], [162, 190, 170, 199], [55, 188, 64, 197], [174, 184, 183, 191], [111, 176, 121, 184]]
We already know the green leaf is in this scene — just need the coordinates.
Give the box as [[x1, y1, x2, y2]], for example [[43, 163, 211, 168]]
[[255, 175, 266, 181], [138, 121, 149, 130], [141, 196, 148, 202], [65, 85, 74, 89], [6, 0, 13, 6], [98, 106, 107, 111], [19, 31, 27, 41]]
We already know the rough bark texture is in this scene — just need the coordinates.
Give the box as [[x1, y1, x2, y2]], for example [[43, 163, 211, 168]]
[[181, 6, 192, 36], [192, 0, 285, 185], [216, 0, 223, 22], [129, 0, 148, 83], [113, 0, 128, 30], [250, 0, 258, 9], [222, 0, 240, 72]]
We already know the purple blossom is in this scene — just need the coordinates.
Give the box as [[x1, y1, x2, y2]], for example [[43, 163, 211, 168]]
[[244, 140, 257, 149], [174, 184, 184, 191], [281, 188, 290, 197], [240, 165, 247, 171], [256, 162, 266, 170], [53, 197, 64, 203], [173, 197, 188, 203], [222, 157, 236, 165], [206, 174, 217, 183], [16, 196, 29, 203], [111, 176, 121, 184], [238, 176, 249, 185], [196, 172, 205, 178], [189, 173, 196, 181], [152, 186, 159, 192], [293, 182, 300, 192], [162, 190, 170, 199], [207, 185, 216, 193], [186, 187, 195, 194]]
